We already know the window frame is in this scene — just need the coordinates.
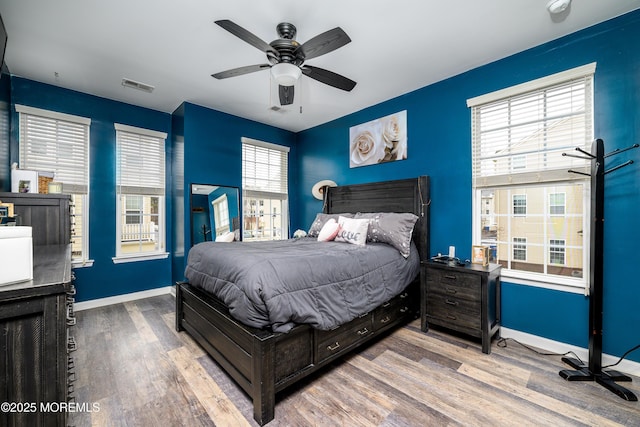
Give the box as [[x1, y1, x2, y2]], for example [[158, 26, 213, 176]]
[[16, 104, 92, 267], [468, 64, 595, 293], [241, 137, 290, 242], [113, 123, 168, 263]]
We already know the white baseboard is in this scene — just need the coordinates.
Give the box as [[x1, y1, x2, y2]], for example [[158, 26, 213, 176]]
[[501, 327, 640, 377], [74, 286, 175, 312]]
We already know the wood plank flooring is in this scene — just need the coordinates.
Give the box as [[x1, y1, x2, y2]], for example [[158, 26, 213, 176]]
[[69, 294, 640, 426]]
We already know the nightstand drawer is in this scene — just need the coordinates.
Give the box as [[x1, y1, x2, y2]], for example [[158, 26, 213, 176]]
[[426, 293, 481, 334], [427, 292, 481, 317], [427, 270, 481, 301]]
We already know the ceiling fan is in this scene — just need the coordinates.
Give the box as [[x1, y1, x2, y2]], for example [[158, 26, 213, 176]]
[[212, 20, 357, 106]]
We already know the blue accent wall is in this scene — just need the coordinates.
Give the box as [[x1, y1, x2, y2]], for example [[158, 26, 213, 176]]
[[10, 78, 173, 302], [296, 11, 640, 362]]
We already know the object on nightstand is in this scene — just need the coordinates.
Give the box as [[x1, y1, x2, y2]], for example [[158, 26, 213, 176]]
[[0, 226, 33, 285], [38, 171, 55, 193], [48, 181, 63, 194], [11, 167, 39, 193], [471, 245, 489, 266]]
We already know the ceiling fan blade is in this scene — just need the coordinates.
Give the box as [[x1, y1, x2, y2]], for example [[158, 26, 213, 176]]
[[297, 27, 351, 60], [212, 64, 271, 79], [302, 65, 356, 91], [279, 85, 295, 105], [215, 20, 278, 55]]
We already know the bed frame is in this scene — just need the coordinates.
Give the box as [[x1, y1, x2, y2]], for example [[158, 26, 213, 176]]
[[175, 176, 430, 425]]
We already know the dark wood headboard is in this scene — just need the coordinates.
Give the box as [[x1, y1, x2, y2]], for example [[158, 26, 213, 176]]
[[323, 176, 430, 262]]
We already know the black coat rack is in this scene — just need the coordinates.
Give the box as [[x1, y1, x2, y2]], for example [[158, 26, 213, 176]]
[[559, 138, 639, 401]]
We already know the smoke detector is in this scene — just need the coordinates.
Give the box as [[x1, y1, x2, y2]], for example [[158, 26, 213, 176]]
[[547, 0, 571, 14]]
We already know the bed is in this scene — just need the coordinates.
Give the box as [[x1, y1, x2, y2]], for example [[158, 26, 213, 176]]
[[175, 176, 430, 425]]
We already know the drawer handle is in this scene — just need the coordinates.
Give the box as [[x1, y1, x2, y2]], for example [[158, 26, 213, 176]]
[[445, 287, 457, 294], [357, 327, 369, 336], [380, 315, 391, 324], [67, 336, 77, 353], [327, 342, 341, 351], [399, 292, 408, 299], [444, 274, 457, 280], [382, 301, 391, 308], [445, 299, 459, 306], [400, 306, 409, 313], [446, 314, 458, 320]]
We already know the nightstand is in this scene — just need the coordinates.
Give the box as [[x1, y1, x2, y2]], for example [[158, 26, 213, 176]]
[[421, 260, 501, 354]]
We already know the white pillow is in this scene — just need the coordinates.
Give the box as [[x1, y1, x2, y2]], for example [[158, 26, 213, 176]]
[[317, 218, 341, 242], [215, 231, 235, 242], [335, 216, 369, 246]]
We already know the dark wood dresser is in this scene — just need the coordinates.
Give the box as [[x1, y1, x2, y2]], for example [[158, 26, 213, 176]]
[[0, 245, 76, 427], [0, 191, 76, 426], [421, 260, 501, 354]]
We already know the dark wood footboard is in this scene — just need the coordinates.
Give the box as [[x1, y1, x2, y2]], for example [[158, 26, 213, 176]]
[[176, 279, 420, 425]]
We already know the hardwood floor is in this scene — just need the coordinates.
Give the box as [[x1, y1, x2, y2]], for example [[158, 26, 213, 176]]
[[69, 294, 640, 426]]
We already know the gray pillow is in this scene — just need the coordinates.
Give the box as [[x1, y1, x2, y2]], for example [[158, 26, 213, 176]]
[[307, 212, 354, 237], [354, 212, 419, 258]]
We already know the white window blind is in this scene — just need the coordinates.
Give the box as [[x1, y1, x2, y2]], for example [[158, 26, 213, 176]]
[[242, 138, 289, 197], [469, 64, 595, 292], [115, 124, 166, 196], [17, 105, 90, 194], [470, 64, 595, 188], [241, 137, 289, 241]]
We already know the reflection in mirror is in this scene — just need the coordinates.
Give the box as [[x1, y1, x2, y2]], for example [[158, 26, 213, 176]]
[[190, 184, 240, 245]]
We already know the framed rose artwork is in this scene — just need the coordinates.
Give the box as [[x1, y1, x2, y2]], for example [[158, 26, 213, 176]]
[[349, 110, 407, 168]]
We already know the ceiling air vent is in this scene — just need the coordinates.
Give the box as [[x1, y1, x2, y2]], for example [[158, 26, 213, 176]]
[[121, 78, 155, 93]]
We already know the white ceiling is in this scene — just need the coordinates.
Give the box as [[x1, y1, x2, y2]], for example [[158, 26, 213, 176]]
[[2, 1, 639, 133]]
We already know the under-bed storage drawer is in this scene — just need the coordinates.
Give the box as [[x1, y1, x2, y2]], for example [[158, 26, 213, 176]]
[[316, 315, 372, 363], [373, 290, 414, 331]]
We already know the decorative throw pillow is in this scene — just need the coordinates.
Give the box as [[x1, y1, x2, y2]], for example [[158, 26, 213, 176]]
[[307, 212, 354, 237], [334, 216, 369, 246], [354, 212, 419, 258], [215, 231, 235, 242], [317, 218, 341, 242]]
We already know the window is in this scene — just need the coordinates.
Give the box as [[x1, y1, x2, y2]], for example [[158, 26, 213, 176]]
[[212, 194, 230, 237], [469, 63, 595, 290], [549, 239, 566, 265], [549, 192, 566, 216], [513, 237, 527, 261], [242, 137, 289, 241], [513, 194, 527, 216], [114, 124, 167, 262], [17, 105, 91, 265]]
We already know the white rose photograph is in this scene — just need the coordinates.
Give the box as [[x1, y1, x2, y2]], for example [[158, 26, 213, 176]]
[[349, 110, 407, 168]]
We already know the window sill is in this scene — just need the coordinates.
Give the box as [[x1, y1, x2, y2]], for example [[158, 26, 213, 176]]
[[72, 259, 94, 269], [112, 252, 169, 264], [501, 270, 587, 295]]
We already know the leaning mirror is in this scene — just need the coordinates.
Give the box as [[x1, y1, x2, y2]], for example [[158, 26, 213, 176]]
[[190, 184, 240, 245]]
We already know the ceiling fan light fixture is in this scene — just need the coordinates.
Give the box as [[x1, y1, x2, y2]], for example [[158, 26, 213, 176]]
[[271, 63, 301, 86], [546, 0, 571, 14]]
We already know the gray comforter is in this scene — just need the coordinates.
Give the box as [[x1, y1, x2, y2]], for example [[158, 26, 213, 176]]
[[184, 237, 420, 333]]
